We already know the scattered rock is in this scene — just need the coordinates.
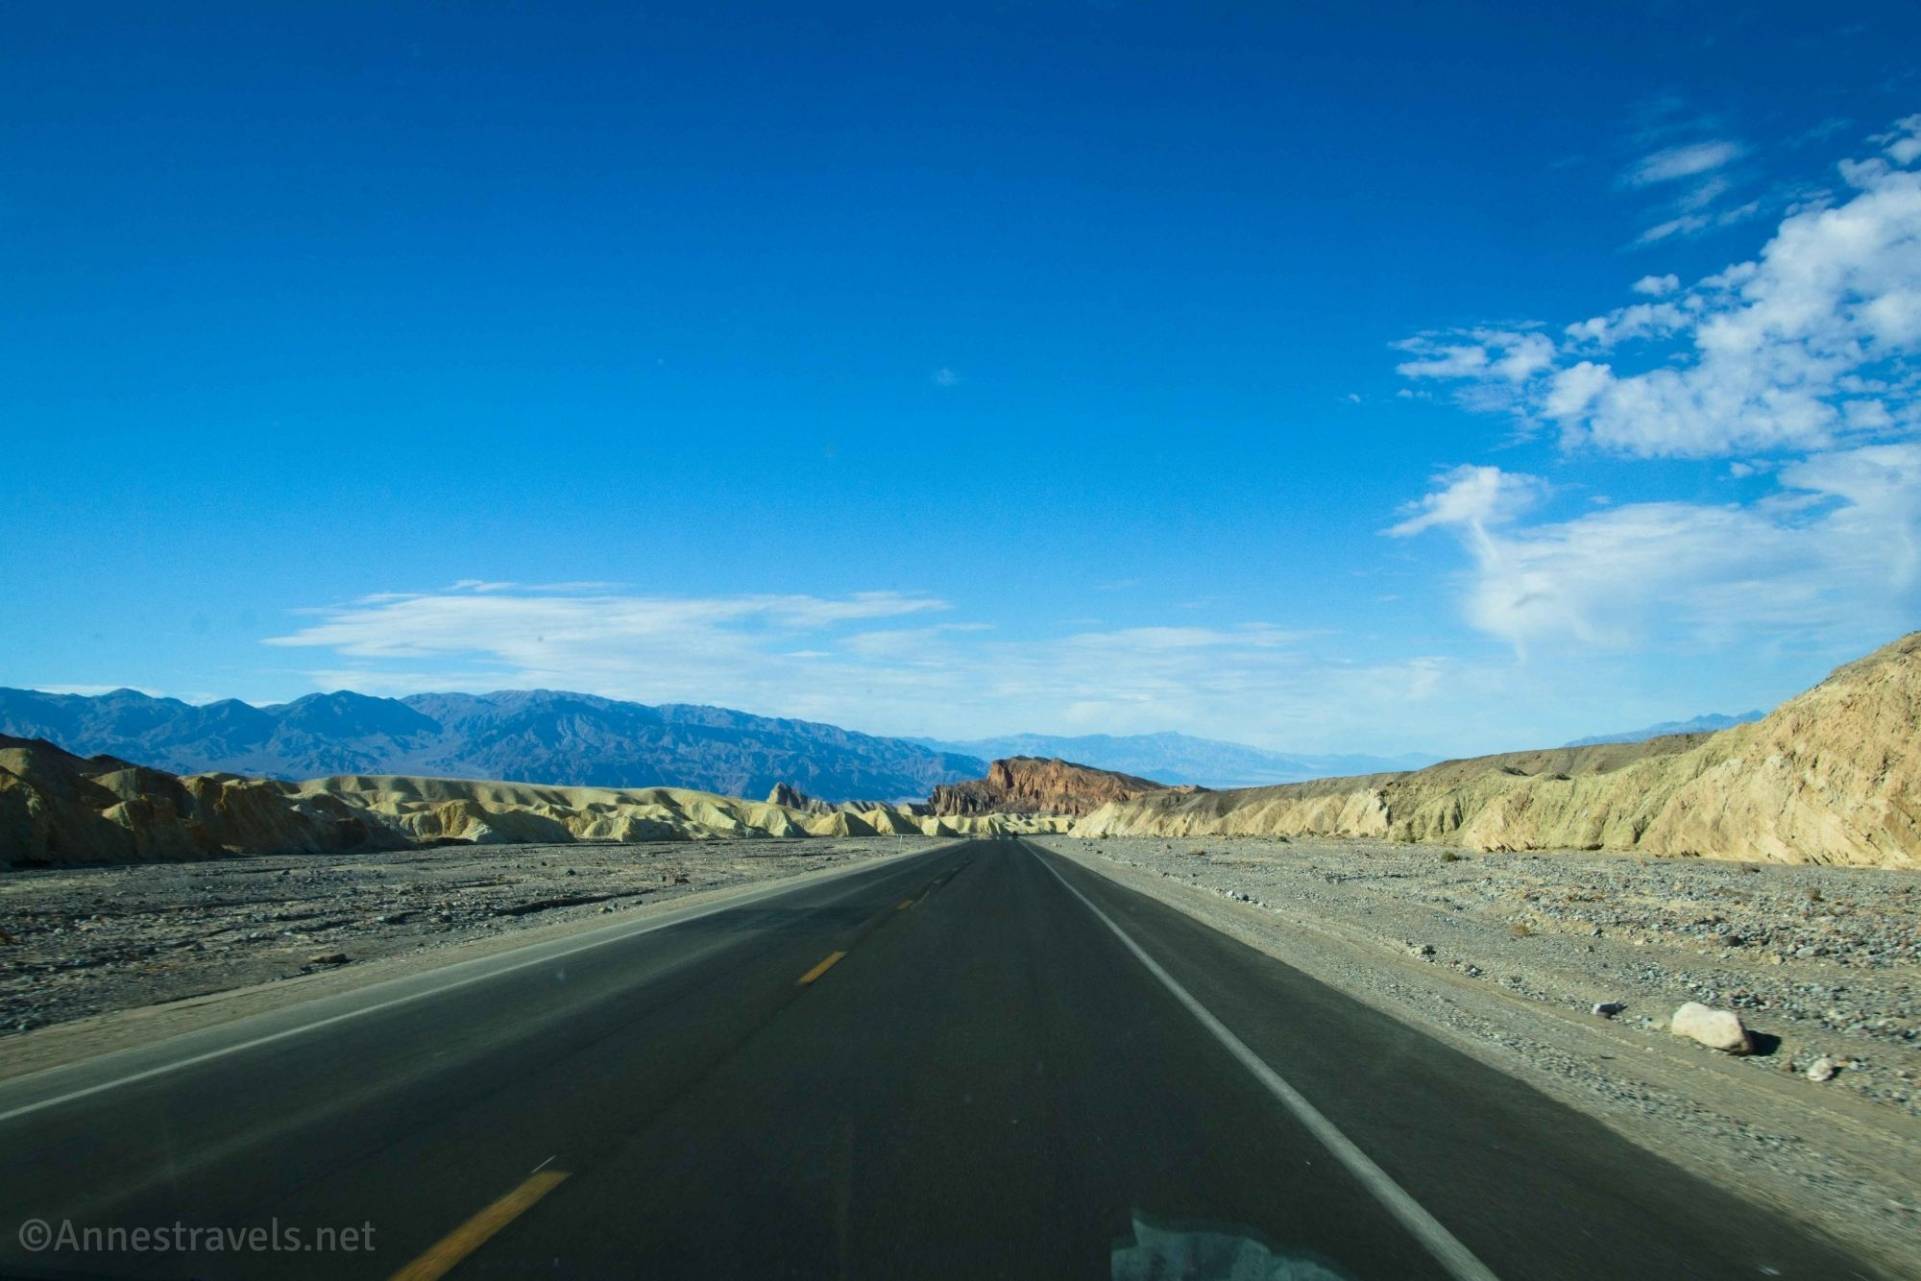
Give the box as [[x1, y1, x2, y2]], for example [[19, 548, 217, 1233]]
[[1409, 943, 1436, 959], [1670, 1001, 1754, 1054], [1593, 1001, 1627, 1018], [307, 952, 350, 966], [1807, 1055, 1841, 1083]]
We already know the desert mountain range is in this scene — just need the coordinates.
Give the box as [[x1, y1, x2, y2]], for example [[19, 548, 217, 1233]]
[[0, 687, 1762, 799], [5, 630, 1918, 870], [1562, 710, 1765, 748], [0, 688, 980, 803]]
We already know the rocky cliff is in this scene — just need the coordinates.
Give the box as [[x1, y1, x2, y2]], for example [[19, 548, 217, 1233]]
[[929, 756, 1175, 818], [1072, 631, 1921, 869]]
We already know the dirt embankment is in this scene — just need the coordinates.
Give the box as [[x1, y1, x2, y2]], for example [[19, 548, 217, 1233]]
[[1074, 630, 1921, 869]]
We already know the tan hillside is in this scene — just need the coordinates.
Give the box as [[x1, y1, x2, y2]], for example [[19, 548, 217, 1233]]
[[0, 737, 397, 863], [930, 756, 1176, 818], [1, 736, 1067, 866], [1072, 631, 1921, 869]]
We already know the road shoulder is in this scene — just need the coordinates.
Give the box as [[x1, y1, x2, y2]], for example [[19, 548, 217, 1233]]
[[1035, 835, 1921, 1279]]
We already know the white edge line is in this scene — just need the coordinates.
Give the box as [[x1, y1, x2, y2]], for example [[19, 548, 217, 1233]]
[[1029, 843, 1502, 1281], [0, 844, 950, 1126]]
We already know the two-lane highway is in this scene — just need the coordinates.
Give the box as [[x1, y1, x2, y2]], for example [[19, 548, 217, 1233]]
[[0, 840, 1881, 1279]]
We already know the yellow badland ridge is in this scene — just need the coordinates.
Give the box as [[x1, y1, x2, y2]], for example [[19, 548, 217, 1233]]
[[1071, 630, 1921, 869]]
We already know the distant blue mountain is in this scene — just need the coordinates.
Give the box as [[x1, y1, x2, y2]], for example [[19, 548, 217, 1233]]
[[914, 731, 1439, 789], [0, 687, 983, 803], [1562, 710, 1765, 748]]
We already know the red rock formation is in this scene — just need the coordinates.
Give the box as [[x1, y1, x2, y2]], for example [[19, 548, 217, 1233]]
[[927, 756, 1179, 818]]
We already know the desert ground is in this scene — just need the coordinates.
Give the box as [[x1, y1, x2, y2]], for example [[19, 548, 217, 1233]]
[[0, 835, 945, 1079]]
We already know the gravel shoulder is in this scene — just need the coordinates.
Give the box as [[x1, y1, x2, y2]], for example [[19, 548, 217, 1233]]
[[1034, 834, 1921, 1277], [0, 836, 943, 1082]]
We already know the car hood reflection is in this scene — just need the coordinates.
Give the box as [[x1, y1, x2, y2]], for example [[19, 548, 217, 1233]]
[[1112, 1212, 1356, 1280]]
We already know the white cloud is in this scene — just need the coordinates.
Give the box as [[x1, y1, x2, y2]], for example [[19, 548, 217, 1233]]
[[1395, 328, 1553, 388], [1561, 301, 1687, 349], [1384, 116, 1921, 665], [1635, 197, 1762, 245], [1878, 114, 1921, 167], [932, 367, 960, 387], [1624, 139, 1745, 187], [1675, 174, 1733, 212], [1398, 118, 1921, 459], [1387, 445, 1921, 653], [1386, 465, 1546, 537], [268, 588, 948, 672], [263, 585, 1496, 751], [1541, 360, 1613, 420], [840, 622, 992, 659], [1394, 342, 1489, 379], [1491, 332, 1556, 382]]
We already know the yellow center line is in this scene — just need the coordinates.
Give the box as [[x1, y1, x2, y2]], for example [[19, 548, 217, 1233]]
[[387, 1169, 570, 1281], [797, 950, 847, 985]]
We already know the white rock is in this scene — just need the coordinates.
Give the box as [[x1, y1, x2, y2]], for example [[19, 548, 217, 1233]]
[[1592, 1001, 1626, 1018], [1669, 1002, 1753, 1054], [1806, 1055, 1840, 1082]]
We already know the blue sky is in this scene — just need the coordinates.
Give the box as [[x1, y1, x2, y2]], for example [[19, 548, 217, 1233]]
[[5, 3, 1920, 756]]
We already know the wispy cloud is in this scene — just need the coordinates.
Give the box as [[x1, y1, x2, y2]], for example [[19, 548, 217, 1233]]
[[264, 585, 1471, 751], [1610, 109, 1772, 244], [1386, 446, 1921, 654], [1635, 197, 1761, 245], [1623, 139, 1745, 187], [1876, 114, 1921, 166], [1386, 465, 1547, 537], [268, 588, 949, 683]]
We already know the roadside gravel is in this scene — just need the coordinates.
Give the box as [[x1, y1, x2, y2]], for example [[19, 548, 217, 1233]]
[[1035, 834, 1921, 1277], [0, 836, 941, 1079]]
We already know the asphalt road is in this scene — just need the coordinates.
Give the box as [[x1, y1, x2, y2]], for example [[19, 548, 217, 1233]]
[[0, 839, 1883, 1280]]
